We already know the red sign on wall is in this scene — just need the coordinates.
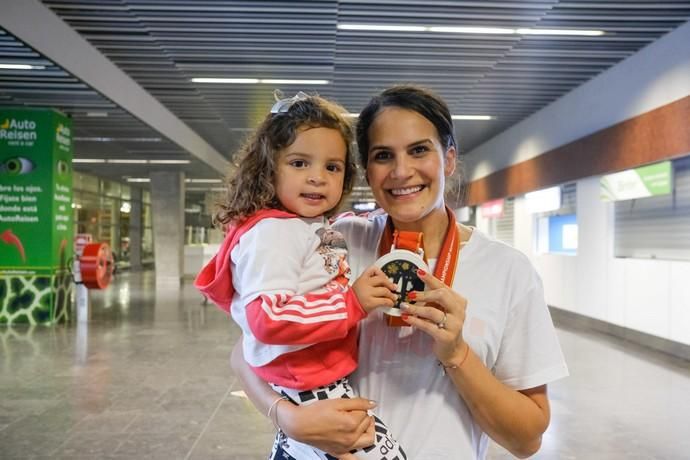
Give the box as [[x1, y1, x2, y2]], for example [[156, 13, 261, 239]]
[[480, 199, 504, 218]]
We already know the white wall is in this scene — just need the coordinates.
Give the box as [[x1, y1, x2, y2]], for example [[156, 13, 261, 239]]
[[504, 177, 690, 346], [465, 20, 690, 347]]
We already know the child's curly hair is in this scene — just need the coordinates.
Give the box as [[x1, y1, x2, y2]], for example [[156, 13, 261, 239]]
[[214, 94, 356, 226]]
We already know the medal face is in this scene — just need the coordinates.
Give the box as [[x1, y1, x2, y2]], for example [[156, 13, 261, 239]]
[[374, 249, 429, 316]]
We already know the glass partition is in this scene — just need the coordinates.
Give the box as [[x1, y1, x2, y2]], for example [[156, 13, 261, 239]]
[[72, 172, 148, 269]]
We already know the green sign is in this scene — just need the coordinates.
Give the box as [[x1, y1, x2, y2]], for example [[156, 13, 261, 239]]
[[600, 161, 672, 202], [0, 108, 73, 275]]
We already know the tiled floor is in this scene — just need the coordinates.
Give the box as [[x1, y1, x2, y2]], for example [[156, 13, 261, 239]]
[[1, 270, 689, 459]]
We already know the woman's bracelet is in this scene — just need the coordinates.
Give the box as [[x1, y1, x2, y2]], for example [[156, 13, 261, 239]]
[[267, 395, 288, 431], [438, 342, 470, 375]]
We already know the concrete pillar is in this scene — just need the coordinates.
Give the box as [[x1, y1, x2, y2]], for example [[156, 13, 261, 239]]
[[129, 186, 142, 271], [150, 171, 185, 286]]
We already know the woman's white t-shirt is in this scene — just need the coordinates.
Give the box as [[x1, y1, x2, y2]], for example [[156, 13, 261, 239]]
[[334, 213, 569, 460]]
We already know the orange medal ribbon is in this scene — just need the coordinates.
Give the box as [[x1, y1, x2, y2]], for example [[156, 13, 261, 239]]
[[377, 206, 461, 326]]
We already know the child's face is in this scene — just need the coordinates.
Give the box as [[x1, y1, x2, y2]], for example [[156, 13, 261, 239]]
[[275, 126, 347, 218]]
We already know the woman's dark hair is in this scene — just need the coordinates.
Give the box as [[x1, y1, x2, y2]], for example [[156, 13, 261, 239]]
[[214, 94, 356, 226], [356, 85, 457, 169]]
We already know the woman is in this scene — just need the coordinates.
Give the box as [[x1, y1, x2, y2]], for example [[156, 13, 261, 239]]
[[231, 85, 568, 459]]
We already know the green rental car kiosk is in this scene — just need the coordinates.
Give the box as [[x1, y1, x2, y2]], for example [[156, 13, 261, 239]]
[[0, 108, 74, 325]]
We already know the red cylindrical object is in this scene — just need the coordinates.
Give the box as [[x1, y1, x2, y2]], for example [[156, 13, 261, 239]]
[[80, 242, 114, 289]]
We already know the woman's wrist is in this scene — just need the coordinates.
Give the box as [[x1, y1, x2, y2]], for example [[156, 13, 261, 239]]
[[438, 341, 471, 372]]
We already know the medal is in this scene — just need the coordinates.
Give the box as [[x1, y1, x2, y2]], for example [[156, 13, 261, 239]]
[[375, 238, 429, 319], [376, 207, 461, 327]]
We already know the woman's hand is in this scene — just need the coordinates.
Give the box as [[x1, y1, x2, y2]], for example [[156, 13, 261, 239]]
[[401, 269, 468, 365], [230, 340, 375, 457], [277, 397, 376, 455], [352, 265, 398, 313]]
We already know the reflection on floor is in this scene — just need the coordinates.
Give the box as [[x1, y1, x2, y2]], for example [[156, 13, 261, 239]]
[[1, 270, 689, 459]]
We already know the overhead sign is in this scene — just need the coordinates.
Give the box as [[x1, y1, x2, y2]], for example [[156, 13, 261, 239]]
[[480, 199, 504, 218], [525, 186, 561, 214], [600, 161, 672, 202], [353, 201, 377, 211]]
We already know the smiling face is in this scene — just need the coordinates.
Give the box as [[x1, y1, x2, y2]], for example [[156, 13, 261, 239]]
[[274, 126, 347, 218], [365, 107, 456, 230]]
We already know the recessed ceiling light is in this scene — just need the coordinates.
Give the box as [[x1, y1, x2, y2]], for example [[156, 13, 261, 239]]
[[0, 63, 46, 70], [191, 77, 329, 85], [73, 159, 106, 163], [261, 79, 329, 85], [108, 159, 148, 164], [516, 28, 605, 36], [452, 115, 493, 120], [74, 137, 114, 142], [429, 26, 515, 35], [74, 158, 191, 164], [338, 23, 604, 37], [192, 78, 260, 84], [338, 24, 426, 32], [148, 159, 191, 164], [86, 112, 109, 117], [346, 113, 492, 120], [186, 178, 223, 184], [126, 178, 150, 183], [74, 137, 162, 142]]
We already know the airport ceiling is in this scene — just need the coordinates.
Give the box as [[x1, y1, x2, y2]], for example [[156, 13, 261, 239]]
[[2, 1, 690, 201]]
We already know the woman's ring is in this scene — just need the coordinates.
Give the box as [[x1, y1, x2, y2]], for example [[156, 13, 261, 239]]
[[437, 311, 447, 329]]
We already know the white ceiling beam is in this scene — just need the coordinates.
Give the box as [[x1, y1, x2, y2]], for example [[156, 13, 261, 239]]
[[0, 0, 229, 174]]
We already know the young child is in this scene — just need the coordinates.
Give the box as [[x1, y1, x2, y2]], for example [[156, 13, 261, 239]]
[[195, 92, 405, 460]]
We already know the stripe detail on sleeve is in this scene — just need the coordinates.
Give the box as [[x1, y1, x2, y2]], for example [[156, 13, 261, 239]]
[[261, 293, 348, 321], [246, 288, 365, 345]]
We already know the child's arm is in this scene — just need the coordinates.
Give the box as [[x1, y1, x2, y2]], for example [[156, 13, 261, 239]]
[[237, 219, 389, 346], [246, 265, 398, 344], [245, 288, 365, 345], [230, 340, 376, 453]]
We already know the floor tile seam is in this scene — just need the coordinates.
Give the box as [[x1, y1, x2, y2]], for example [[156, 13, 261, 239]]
[[183, 378, 236, 460], [48, 430, 130, 458], [1, 412, 31, 433], [121, 412, 141, 433], [45, 422, 81, 457]]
